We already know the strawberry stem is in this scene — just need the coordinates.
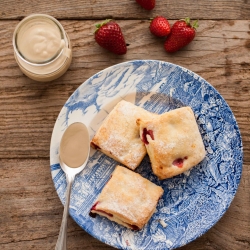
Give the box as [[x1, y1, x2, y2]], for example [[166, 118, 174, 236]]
[[181, 17, 199, 30], [94, 19, 112, 33]]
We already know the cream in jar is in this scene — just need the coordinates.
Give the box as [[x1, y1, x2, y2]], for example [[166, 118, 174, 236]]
[[13, 14, 72, 82]]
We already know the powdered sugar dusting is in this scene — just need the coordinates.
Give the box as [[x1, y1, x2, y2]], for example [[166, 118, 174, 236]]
[[156, 140, 176, 154], [118, 101, 138, 117], [92, 100, 151, 169], [97, 166, 163, 227], [107, 174, 156, 222]]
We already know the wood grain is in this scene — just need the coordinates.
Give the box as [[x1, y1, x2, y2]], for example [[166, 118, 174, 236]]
[[0, 20, 249, 162], [0, 3, 249, 249], [0, 0, 249, 20], [0, 159, 249, 249]]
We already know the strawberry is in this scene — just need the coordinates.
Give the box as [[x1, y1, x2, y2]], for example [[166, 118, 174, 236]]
[[149, 16, 171, 37], [135, 0, 155, 10], [164, 17, 199, 53], [94, 19, 127, 55]]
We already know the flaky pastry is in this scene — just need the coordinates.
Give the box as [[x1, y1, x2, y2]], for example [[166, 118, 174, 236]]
[[137, 106, 206, 179], [91, 100, 155, 170], [89, 165, 164, 230]]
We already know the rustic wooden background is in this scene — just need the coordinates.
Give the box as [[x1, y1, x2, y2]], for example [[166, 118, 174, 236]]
[[0, 0, 249, 249]]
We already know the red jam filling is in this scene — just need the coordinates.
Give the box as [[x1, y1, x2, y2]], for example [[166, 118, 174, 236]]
[[89, 202, 139, 230], [91, 201, 99, 210], [126, 223, 140, 231], [173, 156, 188, 168], [89, 201, 113, 218], [142, 128, 154, 145], [90, 142, 100, 150]]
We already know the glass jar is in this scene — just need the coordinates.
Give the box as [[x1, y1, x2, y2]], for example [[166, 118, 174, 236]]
[[13, 14, 72, 82]]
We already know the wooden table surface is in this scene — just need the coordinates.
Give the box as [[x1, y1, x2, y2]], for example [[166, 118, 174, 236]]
[[0, 1, 249, 249]]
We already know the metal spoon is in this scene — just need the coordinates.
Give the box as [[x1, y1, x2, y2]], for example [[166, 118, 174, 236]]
[[55, 122, 90, 250]]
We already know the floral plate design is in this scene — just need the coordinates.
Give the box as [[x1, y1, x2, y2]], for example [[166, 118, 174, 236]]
[[50, 60, 243, 250]]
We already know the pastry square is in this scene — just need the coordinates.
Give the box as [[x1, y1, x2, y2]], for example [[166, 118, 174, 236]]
[[137, 106, 206, 180], [89, 165, 164, 230], [91, 100, 155, 170]]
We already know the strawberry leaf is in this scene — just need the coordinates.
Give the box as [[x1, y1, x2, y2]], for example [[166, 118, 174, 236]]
[[184, 17, 190, 25], [94, 19, 113, 33], [191, 20, 199, 29]]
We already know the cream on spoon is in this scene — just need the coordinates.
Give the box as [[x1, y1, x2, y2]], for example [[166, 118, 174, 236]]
[[55, 122, 90, 250]]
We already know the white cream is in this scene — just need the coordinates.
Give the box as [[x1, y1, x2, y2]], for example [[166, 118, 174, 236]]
[[17, 22, 65, 63], [13, 14, 72, 82]]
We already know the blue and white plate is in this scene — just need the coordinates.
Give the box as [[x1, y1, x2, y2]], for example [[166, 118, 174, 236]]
[[50, 60, 243, 250]]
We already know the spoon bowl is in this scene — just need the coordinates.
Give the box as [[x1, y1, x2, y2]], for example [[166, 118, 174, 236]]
[[55, 122, 90, 250], [59, 155, 89, 177]]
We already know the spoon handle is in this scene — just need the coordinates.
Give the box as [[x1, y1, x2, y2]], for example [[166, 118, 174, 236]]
[[55, 174, 74, 250]]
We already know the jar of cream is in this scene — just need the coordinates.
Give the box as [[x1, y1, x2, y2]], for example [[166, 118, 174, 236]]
[[13, 14, 72, 82]]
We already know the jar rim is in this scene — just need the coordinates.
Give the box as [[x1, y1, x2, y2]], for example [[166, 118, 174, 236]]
[[13, 13, 68, 66]]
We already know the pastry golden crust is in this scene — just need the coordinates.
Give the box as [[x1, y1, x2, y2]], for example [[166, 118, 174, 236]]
[[89, 165, 164, 230], [91, 100, 155, 170], [137, 106, 206, 180]]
